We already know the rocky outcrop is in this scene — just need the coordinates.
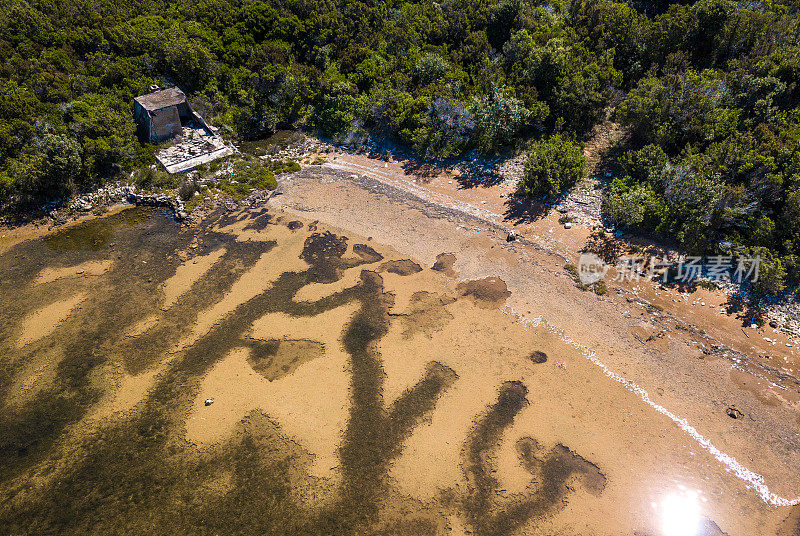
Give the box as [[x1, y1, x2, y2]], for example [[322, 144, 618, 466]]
[[59, 184, 187, 222], [125, 189, 187, 220]]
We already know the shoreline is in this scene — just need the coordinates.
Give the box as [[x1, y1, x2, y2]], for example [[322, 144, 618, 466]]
[[272, 159, 800, 506], [2, 162, 799, 533]]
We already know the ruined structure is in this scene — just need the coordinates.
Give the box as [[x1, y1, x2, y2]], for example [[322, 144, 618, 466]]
[[133, 87, 193, 142], [133, 86, 234, 173]]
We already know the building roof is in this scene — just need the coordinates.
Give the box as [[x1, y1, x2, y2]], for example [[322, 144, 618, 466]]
[[134, 87, 187, 112]]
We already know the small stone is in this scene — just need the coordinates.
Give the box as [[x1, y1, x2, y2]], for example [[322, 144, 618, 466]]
[[204, 398, 214, 406], [726, 406, 744, 419]]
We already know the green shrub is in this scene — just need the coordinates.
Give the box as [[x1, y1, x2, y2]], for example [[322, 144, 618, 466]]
[[218, 179, 252, 200], [520, 135, 586, 197], [564, 263, 579, 281], [249, 169, 277, 191], [594, 280, 607, 295]]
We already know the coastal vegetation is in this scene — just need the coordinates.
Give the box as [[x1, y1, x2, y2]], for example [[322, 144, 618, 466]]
[[1, 0, 800, 287]]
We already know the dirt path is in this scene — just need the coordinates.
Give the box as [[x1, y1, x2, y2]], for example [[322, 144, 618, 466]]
[[552, 119, 624, 226]]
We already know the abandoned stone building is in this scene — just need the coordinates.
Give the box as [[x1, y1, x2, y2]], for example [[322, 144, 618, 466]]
[[133, 87, 197, 143], [133, 86, 234, 173]]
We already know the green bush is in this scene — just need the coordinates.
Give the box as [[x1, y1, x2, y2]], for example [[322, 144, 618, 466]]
[[751, 248, 787, 298], [594, 280, 607, 295], [249, 169, 277, 191], [520, 135, 586, 197], [603, 180, 666, 231]]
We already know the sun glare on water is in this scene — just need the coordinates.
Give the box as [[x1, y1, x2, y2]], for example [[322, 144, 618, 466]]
[[654, 487, 705, 536]]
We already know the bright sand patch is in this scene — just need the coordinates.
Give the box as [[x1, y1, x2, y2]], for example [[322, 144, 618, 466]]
[[161, 247, 227, 309], [123, 314, 160, 338], [90, 364, 166, 420], [7, 348, 64, 406], [16, 293, 87, 348], [248, 301, 360, 342], [292, 260, 364, 302], [34, 259, 114, 285], [186, 301, 359, 479]]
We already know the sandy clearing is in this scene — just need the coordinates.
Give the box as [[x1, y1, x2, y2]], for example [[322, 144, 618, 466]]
[[16, 293, 87, 348], [34, 259, 114, 285], [161, 247, 227, 308], [90, 363, 166, 420], [186, 340, 351, 482], [123, 314, 160, 338], [6, 348, 64, 406], [249, 301, 360, 342]]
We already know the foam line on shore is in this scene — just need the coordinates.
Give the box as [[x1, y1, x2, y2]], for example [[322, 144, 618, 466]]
[[504, 308, 800, 507]]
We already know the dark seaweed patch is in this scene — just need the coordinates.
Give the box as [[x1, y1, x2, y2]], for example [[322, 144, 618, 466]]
[[119, 238, 275, 374], [0, 207, 183, 480], [300, 232, 350, 283], [0, 207, 601, 536], [351, 244, 383, 264], [246, 339, 325, 381], [461, 381, 606, 536], [431, 253, 457, 278], [43, 208, 154, 251], [243, 208, 274, 231], [528, 351, 547, 364], [380, 259, 423, 276], [456, 277, 511, 309]]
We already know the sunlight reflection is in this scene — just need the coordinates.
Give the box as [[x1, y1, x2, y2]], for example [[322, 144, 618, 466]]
[[653, 486, 705, 536]]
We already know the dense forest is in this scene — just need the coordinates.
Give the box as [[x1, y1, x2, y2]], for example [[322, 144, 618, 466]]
[[1, 0, 800, 290]]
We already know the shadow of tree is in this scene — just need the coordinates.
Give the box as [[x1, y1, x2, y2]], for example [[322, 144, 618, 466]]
[[455, 159, 506, 188], [399, 155, 507, 189], [502, 194, 550, 225], [581, 230, 628, 264]]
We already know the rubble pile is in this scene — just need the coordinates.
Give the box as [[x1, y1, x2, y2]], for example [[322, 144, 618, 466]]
[[157, 126, 235, 173], [552, 172, 604, 227], [258, 137, 333, 161], [764, 301, 800, 338], [126, 190, 187, 220]]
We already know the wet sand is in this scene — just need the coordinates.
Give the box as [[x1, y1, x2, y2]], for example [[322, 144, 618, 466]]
[[0, 167, 797, 536]]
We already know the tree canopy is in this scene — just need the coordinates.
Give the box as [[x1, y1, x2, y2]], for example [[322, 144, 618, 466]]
[[1, 0, 799, 289]]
